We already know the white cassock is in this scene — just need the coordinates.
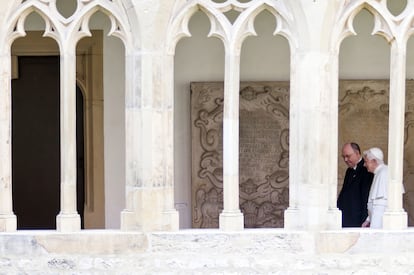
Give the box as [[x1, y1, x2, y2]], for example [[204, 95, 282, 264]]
[[366, 164, 388, 228]]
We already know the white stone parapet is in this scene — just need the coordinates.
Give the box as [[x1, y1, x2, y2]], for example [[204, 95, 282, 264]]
[[1, 229, 414, 273]]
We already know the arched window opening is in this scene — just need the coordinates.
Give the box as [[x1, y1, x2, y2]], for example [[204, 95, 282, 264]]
[[239, 9, 290, 228], [82, 10, 126, 229], [175, 10, 225, 229], [338, 8, 390, 228], [11, 12, 61, 229], [8, 1, 128, 231]]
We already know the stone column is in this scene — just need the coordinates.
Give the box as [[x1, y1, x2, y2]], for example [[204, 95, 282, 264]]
[[283, 0, 342, 230], [120, 51, 141, 231], [284, 51, 341, 230], [383, 41, 408, 229], [56, 49, 81, 232], [326, 54, 342, 230], [0, 50, 17, 232], [121, 51, 178, 231], [161, 53, 179, 231], [219, 53, 244, 231]]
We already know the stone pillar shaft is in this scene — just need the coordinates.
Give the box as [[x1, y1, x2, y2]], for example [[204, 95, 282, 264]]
[[383, 41, 407, 229], [121, 51, 148, 231], [284, 51, 341, 230], [121, 51, 178, 231], [326, 54, 341, 229], [56, 50, 81, 232], [0, 51, 17, 232], [162, 54, 179, 230], [219, 53, 244, 231]]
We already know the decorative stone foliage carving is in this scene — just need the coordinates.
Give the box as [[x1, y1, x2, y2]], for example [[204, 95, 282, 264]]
[[191, 82, 289, 228], [338, 80, 414, 225], [192, 80, 414, 228]]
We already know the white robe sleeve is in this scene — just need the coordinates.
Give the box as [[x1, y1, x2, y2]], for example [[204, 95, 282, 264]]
[[370, 203, 386, 228], [368, 164, 388, 228]]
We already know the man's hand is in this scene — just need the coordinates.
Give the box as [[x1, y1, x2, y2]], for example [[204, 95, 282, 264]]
[[361, 220, 370, 227]]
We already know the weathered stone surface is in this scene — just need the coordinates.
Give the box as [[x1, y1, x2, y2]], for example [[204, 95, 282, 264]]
[[191, 82, 289, 228], [191, 80, 414, 228], [1, 230, 414, 273], [338, 80, 414, 225]]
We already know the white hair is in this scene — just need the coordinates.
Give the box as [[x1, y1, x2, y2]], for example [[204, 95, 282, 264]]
[[363, 147, 384, 165]]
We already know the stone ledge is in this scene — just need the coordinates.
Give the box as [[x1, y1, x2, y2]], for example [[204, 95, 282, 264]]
[[1, 229, 414, 273], [1, 228, 414, 254]]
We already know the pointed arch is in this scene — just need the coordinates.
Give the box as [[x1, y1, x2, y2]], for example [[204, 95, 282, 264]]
[[167, 0, 296, 55], [332, 0, 396, 53], [65, 0, 133, 50], [166, 1, 230, 54], [230, 1, 295, 54], [6, 1, 61, 48], [5, 0, 134, 54]]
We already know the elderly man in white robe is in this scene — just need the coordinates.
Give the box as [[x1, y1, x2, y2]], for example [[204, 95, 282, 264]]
[[361, 147, 387, 228], [361, 147, 405, 228]]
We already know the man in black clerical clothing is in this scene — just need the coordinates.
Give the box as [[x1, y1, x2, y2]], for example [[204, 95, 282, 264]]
[[337, 142, 374, 227]]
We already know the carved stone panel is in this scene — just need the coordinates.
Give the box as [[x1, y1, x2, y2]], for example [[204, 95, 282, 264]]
[[338, 80, 414, 225], [338, 80, 389, 184], [191, 82, 289, 228], [191, 80, 414, 228]]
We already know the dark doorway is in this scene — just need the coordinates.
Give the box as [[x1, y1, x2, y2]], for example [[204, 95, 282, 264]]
[[12, 56, 85, 229]]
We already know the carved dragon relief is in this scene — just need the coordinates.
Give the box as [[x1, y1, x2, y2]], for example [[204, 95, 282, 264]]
[[191, 82, 289, 228]]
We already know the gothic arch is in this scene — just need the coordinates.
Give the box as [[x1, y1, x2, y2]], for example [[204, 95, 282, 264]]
[[6, 0, 132, 52], [167, 0, 295, 55], [395, 0, 414, 43], [2, 0, 134, 231], [7, 2, 60, 46], [333, 0, 396, 52]]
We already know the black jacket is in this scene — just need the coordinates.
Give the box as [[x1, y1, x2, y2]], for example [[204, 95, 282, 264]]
[[337, 159, 374, 227]]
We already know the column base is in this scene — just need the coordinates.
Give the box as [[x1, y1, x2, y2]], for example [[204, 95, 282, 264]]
[[284, 207, 300, 229], [326, 208, 342, 230], [219, 210, 244, 231], [56, 213, 81, 232], [0, 214, 17, 232], [383, 210, 407, 230], [162, 209, 179, 231], [120, 210, 140, 231]]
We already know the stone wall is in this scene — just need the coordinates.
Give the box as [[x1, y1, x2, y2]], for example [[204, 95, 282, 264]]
[[2, 230, 414, 274], [191, 82, 289, 228], [338, 80, 414, 225]]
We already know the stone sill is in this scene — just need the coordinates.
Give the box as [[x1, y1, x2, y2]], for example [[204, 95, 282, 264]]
[[2, 228, 414, 255]]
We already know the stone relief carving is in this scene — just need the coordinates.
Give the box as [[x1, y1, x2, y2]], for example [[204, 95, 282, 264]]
[[191, 82, 289, 228], [191, 80, 414, 228], [338, 80, 414, 225], [403, 82, 414, 225]]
